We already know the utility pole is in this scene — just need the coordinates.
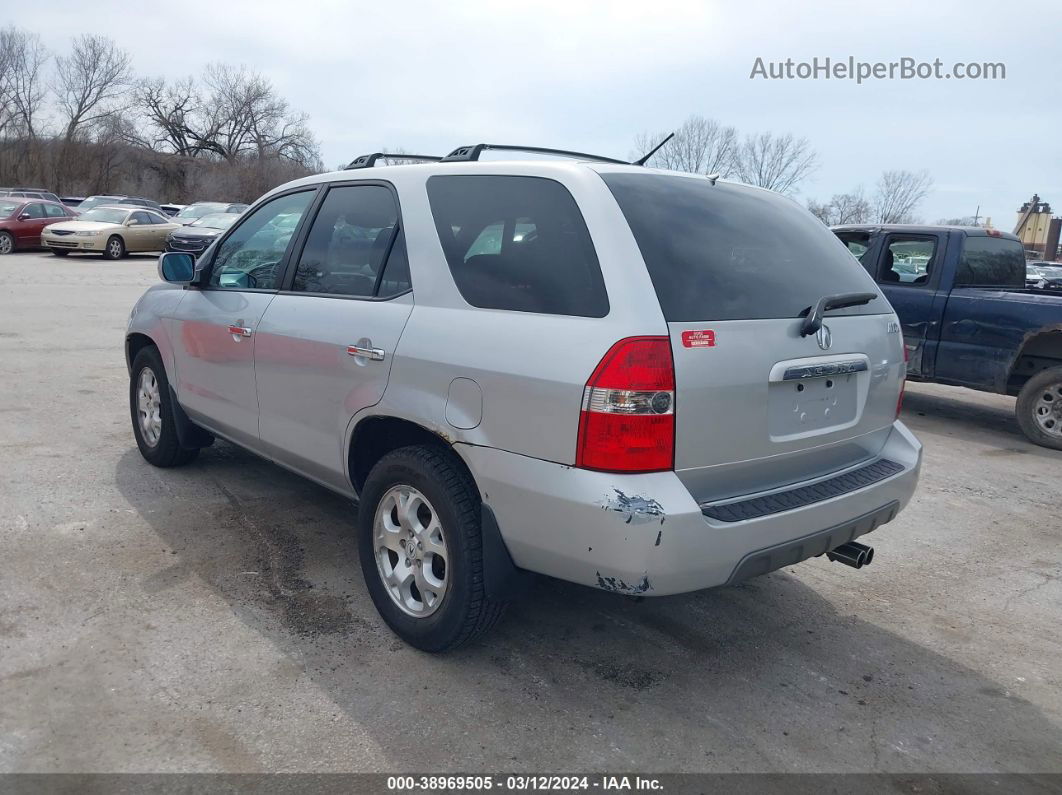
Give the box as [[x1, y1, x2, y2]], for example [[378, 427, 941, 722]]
[[972, 205, 982, 226]]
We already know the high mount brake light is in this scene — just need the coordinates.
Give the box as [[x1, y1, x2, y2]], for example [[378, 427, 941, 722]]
[[576, 337, 675, 473]]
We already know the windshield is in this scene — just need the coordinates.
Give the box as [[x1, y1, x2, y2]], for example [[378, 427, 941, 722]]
[[176, 203, 225, 219], [0, 200, 19, 218], [78, 208, 128, 224], [76, 197, 122, 213], [602, 172, 882, 321], [189, 213, 238, 230]]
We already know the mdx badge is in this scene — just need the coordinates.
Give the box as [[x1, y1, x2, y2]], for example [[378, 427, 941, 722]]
[[816, 323, 833, 351]]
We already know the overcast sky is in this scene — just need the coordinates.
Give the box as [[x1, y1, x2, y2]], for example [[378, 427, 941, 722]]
[[9, 0, 1061, 225]]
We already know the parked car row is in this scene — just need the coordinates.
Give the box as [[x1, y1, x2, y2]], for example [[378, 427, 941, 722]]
[[0, 194, 247, 257], [1026, 261, 1062, 290]]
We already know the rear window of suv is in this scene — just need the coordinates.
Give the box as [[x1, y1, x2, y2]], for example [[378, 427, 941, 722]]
[[601, 172, 882, 322], [426, 175, 609, 317]]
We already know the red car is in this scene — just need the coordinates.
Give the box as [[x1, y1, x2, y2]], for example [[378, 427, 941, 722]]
[[0, 198, 78, 254]]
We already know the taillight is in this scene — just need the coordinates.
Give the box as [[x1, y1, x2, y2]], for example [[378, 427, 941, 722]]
[[897, 344, 909, 417], [576, 336, 675, 472]]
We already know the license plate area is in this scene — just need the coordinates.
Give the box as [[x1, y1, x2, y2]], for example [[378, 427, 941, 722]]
[[768, 371, 860, 439]]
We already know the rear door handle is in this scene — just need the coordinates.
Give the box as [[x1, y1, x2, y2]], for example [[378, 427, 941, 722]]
[[347, 345, 385, 361], [228, 325, 252, 337]]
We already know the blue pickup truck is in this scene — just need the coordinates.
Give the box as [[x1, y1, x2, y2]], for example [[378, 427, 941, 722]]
[[833, 224, 1062, 449]]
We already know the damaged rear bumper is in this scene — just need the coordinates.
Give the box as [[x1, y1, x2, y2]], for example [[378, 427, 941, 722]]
[[454, 421, 921, 596]]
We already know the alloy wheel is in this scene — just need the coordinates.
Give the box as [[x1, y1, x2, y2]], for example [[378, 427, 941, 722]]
[[136, 367, 163, 446], [373, 485, 450, 618]]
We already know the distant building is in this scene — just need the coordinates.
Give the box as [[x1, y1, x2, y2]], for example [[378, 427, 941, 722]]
[[1014, 195, 1061, 260]]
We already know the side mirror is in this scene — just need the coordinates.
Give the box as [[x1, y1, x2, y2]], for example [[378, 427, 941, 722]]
[[158, 251, 196, 284], [18, 213, 30, 221], [126, 219, 139, 226]]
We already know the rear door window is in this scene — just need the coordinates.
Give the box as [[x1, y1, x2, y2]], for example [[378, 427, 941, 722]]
[[956, 236, 1025, 288], [602, 173, 881, 321], [44, 203, 68, 218], [291, 185, 400, 297], [426, 175, 609, 317], [879, 235, 937, 286]]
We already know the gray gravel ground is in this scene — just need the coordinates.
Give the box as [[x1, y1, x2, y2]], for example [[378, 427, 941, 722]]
[[0, 251, 1059, 773]]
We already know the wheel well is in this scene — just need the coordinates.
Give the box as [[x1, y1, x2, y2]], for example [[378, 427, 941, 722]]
[[125, 332, 156, 372], [348, 417, 467, 494], [1008, 330, 1062, 395]]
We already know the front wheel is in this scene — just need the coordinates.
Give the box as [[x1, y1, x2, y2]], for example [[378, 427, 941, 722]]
[[358, 446, 506, 651], [0, 231, 14, 255], [129, 346, 199, 467], [1016, 366, 1062, 451], [103, 235, 126, 260]]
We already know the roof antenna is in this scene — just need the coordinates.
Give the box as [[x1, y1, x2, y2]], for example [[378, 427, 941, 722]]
[[706, 173, 719, 185], [633, 132, 675, 166]]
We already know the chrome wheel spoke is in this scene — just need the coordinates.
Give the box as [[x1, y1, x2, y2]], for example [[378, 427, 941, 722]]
[[422, 519, 447, 562], [413, 566, 440, 604], [378, 527, 406, 555]]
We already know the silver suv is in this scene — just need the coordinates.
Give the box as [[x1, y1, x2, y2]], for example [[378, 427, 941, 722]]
[[126, 145, 922, 651]]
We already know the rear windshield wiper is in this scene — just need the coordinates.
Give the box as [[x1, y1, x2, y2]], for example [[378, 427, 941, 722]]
[[800, 292, 878, 337]]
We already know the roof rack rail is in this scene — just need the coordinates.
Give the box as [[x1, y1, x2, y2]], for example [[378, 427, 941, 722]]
[[441, 144, 630, 165], [345, 153, 443, 170]]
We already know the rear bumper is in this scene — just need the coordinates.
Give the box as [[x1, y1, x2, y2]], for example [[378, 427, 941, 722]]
[[456, 421, 921, 596]]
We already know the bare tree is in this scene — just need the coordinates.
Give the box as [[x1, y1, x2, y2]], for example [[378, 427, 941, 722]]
[[808, 188, 871, 225], [53, 35, 132, 143], [873, 169, 932, 223], [133, 76, 203, 156], [733, 131, 817, 194], [936, 215, 979, 226], [191, 64, 319, 169], [0, 27, 48, 139], [633, 115, 738, 175]]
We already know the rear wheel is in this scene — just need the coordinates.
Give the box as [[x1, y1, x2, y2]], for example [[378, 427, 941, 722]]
[[358, 445, 506, 651], [0, 231, 14, 255], [103, 235, 125, 260], [1016, 366, 1062, 451], [130, 346, 199, 467]]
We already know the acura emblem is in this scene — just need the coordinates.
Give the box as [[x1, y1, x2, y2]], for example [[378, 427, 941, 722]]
[[816, 324, 833, 351]]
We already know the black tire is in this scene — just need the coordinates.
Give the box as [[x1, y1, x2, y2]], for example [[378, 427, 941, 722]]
[[129, 346, 199, 467], [1015, 366, 1062, 451], [358, 445, 506, 651], [51, 249, 70, 257], [103, 235, 126, 260], [0, 231, 14, 255]]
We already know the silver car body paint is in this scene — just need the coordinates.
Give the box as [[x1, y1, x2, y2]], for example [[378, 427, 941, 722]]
[[127, 159, 922, 595]]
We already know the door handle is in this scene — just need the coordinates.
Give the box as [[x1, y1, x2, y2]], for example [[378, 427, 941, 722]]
[[228, 324, 252, 337], [347, 345, 385, 361]]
